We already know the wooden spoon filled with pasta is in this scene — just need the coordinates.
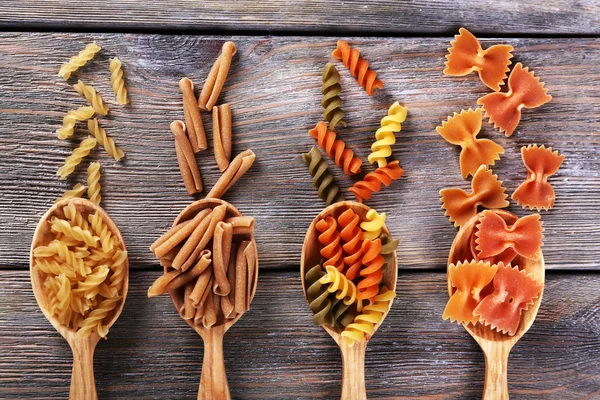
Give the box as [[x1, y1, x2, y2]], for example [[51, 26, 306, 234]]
[[30, 198, 129, 400], [301, 201, 398, 400], [148, 198, 259, 400]]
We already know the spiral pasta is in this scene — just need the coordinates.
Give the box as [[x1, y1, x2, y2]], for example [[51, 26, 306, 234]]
[[368, 102, 408, 167], [357, 238, 384, 301], [309, 121, 362, 175], [302, 146, 343, 206], [73, 265, 110, 298], [305, 264, 354, 328], [315, 216, 345, 272], [379, 233, 399, 263], [73, 80, 109, 116], [87, 162, 102, 204], [337, 208, 363, 281], [56, 137, 97, 179], [50, 218, 99, 248], [319, 265, 362, 310], [58, 42, 101, 80], [88, 210, 114, 254], [76, 296, 121, 339], [348, 160, 404, 203], [57, 106, 95, 140], [331, 40, 383, 96], [35, 258, 76, 279], [342, 287, 396, 346], [322, 63, 346, 130], [34, 240, 87, 276], [87, 119, 124, 161], [109, 57, 129, 105], [55, 183, 87, 204], [64, 201, 89, 231], [360, 209, 386, 240]]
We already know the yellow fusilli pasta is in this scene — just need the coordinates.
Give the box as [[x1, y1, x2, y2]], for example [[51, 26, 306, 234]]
[[76, 296, 121, 339], [360, 209, 386, 240], [109, 57, 129, 105], [55, 183, 87, 204], [73, 265, 110, 299], [57, 106, 95, 140], [35, 258, 76, 279], [88, 210, 114, 253], [368, 102, 408, 168], [87, 162, 102, 204], [74, 80, 109, 115], [87, 119, 124, 161], [318, 265, 361, 309], [109, 249, 128, 292], [50, 217, 99, 248], [57, 137, 97, 179], [64, 201, 89, 231], [33, 240, 87, 276], [341, 287, 396, 346], [58, 42, 101, 80]]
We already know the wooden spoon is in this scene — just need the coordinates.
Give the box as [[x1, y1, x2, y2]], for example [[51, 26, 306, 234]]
[[448, 209, 545, 400], [300, 201, 398, 400], [30, 198, 129, 400], [168, 198, 259, 400]]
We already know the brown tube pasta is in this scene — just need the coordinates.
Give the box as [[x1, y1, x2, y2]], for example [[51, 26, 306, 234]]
[[221, 242, 238, 319], [190, 268, 212, 307], [245, 242, 258, 306], [159, 245, 181, 268], [170, 120, 203, 194], [179, 77, 207, 152], [179, 205, 227, 271], [150, 219, 192, 252], [147, 250, 211, 297], [225, 216, 255, 236], [182, 282, 195, 320], [171, 209, 213, 270], [212, 221, 233, 296], [234, 241, 251, 314], [201, 291, 218, 329], [153, 209, 210, 259], [199, 41, 237, 111], [213, 104, 232, 172], [206, 149, 256, 199]]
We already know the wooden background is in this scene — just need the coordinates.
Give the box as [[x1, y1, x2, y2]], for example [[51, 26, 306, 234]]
[[0, 2, 598, 399]]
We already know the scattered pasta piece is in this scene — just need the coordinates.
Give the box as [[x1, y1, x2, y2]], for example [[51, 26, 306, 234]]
[[360, 209, 386, 240], [213, 103, 233, 172], [56, 137, 97, 179], [206, 149, 256, 199], [58, 42, 101, 80], [315, 216, 345, 272], [57, 106, 95, 140], [475, 210, 544, 261], [342, 287, 395, 346], [332, 40, 383, 96], [179, 77, 207, 152], [170, 120, 203, 194], [512, 145, 564, 211], [436, 108, 504, 178], [55, 183, 87, 203], [109, 57, 129, 105], [199, 41, 237, 111], [443, 28, 513, 91], [74, 80, 109, 115], [440, 165, 509, 227], [348, 160, 404, 203], [87, 162, 102, 204], [356, 238, 384, 302], [305, 264, 354, 328], [368, 102, 408, 168], [473, 263, 543, 336], [322, 63, 346, 130], [87, 119, 124, 161], [309, 121, 362, 175], [478, 63, 551, 137], [302, 146, 343, 206], [337, 209, 364, 281]]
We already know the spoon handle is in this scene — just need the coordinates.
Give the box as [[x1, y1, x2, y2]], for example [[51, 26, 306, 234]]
[[340, 339, 367, 400], [198, 326, 230, 400], [482, 344, 510, 400], [69, 337, 98, 400]]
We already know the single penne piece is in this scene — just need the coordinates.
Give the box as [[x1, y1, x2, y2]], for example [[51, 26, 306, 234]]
[[171, 209, 213, 270], [234, 241, 250, 314], [153, 209, 210, 258], [197, 275, 214, 314], [206, 149, 256, 199], [190, 268, 213, 307], [182, 282, 195, 320], [179, 77, 207, 152], [245, 242, 257, 308], [159, 245, 181, 268], [221, 242, 238, 319], [199, 41, 237, 111], [170, 120, 203, 194], [212, 104, 232, 172], [179, 205, 227, 271], [150, 220, 192, 252], [203, 291, 219, 329], [147, 250, 211, 297], [212, 221, 233, 296], [225, 216, 255, 229]]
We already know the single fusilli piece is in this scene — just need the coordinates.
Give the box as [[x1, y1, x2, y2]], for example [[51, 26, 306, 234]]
[[109, 57, 129, 105], [76, 296, 121, 339], [88, 211, 114, 253], [348, 160, 404, 203], [342, 287, 396, 346], [338, 208, 364, 281], [319, 265, 362, 310], [35, 258, 76, 279], [87, 162, 102, 204], [58, 42, 101, 80], [332, 40, 383, 96], [50, 217, 99, 248], [357, 238, 385, 302], [368, 102, 408, 167], [360, 209, 386, 240], [379, 233, 399, 263], [57, 106, 95, 140], [55, 183, 87, 204], [109, 249, 128, 292], [72, 264, 110, 299], [74, 80, 109, 115], [315, 216, 345, 272], [57, 137, 97, 179], [305, 264, 354, 328], [33, 240, 87, 276], [309, 121, 362, 175], [64, 201, 89, 231], [322, 62, 346, 130], [87, 119, 124, 161], [302, 146, 343, 206]]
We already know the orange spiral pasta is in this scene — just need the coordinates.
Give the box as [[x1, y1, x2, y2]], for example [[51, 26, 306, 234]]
[[309, 121, 362, 175], [332, 40, 383, 96], [357, 238, 384, 301], [315, 216, 345, 272], [348, 160, 404, 202], [337, 209, 363, 281]]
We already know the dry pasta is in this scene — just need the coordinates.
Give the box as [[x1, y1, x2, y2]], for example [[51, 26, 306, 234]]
[[305, 264, 354, 328], [55, 183, 87, 203], [109, 57, 129, 105], [58, 42, 101, 80], [332, 40, 383, 96], [341, 287, 395, 346], [179, 77, 207, 152], [309, 121, 362, 175], [87, 162, 102, 204], [302, 146, 343, 206], [322, 63, 346, 130], [87, 119, 124, 161], [368, 102, 407, 167], [360, 209, 386, 240], [170, 120, 203, 194], [56, 137, 97, 179], [57, 107, 95, 140], [206, 149, 256, 199], [74, 80, 109, 115], [199, 41, 237, 111], [213, 104, 233, 172]]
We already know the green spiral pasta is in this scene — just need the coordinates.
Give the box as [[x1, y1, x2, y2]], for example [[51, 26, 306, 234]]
[[322, 63, 346, 130], [379, 233, 399, 263], [305, 264, 354, 329], [302, 146, 343, 206]]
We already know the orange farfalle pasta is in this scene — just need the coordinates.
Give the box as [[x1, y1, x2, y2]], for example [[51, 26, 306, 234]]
[[444, 28, 513, 91], [475, 210, 544, 261], [332, 40, 383, 96], [436, 108, 504, 178], [473, 263, 543, 336], [440, 165, 509, 227], [315, 216, 345, 272], [337, 209, 364, 281], [478, 63, 552, 137], [443, 260, 498, 325], [470, 223, 517, 266], [348, 160, 404, 203], [512, 145, 564, 211], [309, 121, 362, 175], [357, 238, 384, 302]]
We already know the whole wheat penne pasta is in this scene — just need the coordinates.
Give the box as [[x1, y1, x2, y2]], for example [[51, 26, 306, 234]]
[[171, 209, 213, 270], [225, 216, 255, 229], [183, 282, 195, 320], [179, 205, 227, 271], [179, 77, 207, 152], [148, 268, 181, 298], [221, 242, 238, 319], [212, 221, 233, 296], [159, 245, 181, 268], [206, 149, 256, 199], [232, 226, 254, 236], [190, 268, 212, 307], [150, 219, 192, 252], [171, 120, 203, 194], [199, 41, 236, 111], [147, 250, 211, 297], [234, 241, 250, 314], [213, 104, 232, 172], [153, 209, 210, 259], [245, 242, 257, 307], [202, 291, 218, 329], [196, 275, 214, 315]]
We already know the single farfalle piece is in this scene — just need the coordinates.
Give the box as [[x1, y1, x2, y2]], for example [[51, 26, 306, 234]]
[[469, 221, 517, 266], [368, 102, 408, 168], [309, 121, 362, 175], [436, 108, 504, 178], [444, 28, 513, 91], [58, 42, 101, 80], [315, 216, 345, 272], [348, 160, 404, 203], [440, 165, 509, 227], [443, 260, 498, 325], [319, 265, 361, 307], [337, 209, 364, 281], [322, 62, 346, 130], [478, 63, 551, 137], [342, 287, 395, 347], [109, 57, 129, 105], [57, 106, 95, 140], [473, 263, 543, 336], [332, 40, 383, 96], [476, 210, 544, 261], [357, 238, 384, 302], [302, 146, 343, 206], [305, 264, 354, 328], [360, 209, 386, 240], [512, 145, 564, 211], [56, 137, 97, 179]]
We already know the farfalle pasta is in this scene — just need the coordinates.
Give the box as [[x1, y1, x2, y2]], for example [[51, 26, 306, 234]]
[[332, 40, 383, 96], [58, 42, 101, 80], [302, 146, 343, 206], [512, 145, 564, 210], [88, 118, 125, 161], [56, 137, 97, 179], [478, 63, 551, 137], [444, 28, 513, 91], [440, 165, 509, 227], [360, 209, 386, 240], [348, 160, 404, 203], [338, 209, 364, 281], [109, 57, 129, 105], [368, 102, 408, 168], [74, 80, 109, 116], [341, 287, 395, 347], [315, 216, 345, 272], [322, 63, 346, 130], [436, 108, 504, 178], [309, 121, 362, 175]]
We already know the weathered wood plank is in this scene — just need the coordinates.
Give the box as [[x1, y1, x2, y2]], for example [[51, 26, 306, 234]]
[[0, 1, 598, 35], [0, 269, 597, 399], [0, 34, 599, 270]]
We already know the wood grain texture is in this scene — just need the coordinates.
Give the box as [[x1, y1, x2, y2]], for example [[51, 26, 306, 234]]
[[0, 269, 597, 399], [0, 1, 598, 35], [0, 33, 599, 270]]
